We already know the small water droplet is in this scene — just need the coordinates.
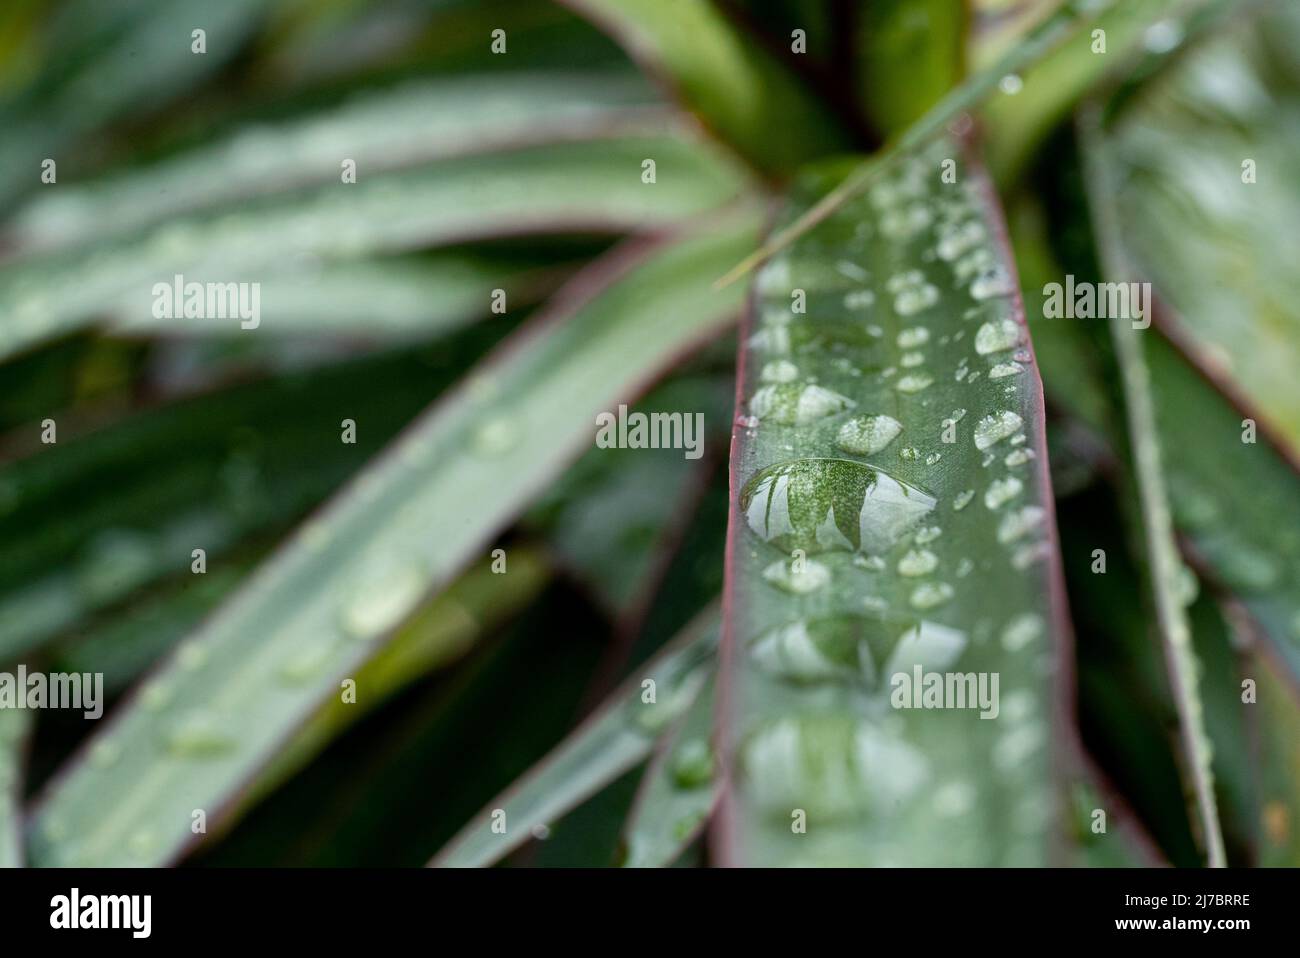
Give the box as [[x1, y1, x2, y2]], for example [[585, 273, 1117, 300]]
[[340, 564, 427, 638], [896, 372, 934, 394], [974, 319, 1021, 355], [989, 362, 1023, 379], [898, 549, 939, 576], [999, 74, 1023, 95], [750, 383, 855, 425], [984, 476, 1024, 509], [760, 359, 799, 383], [997, 506, 1045, 544], [914, 525, 942, 544], [896, 326, 931, 348], [909, 581, 954, 610], [671, 738, 714, 789], [762, 558, 831, 595], [974, 410, 1024, 450], [836, 414, 902, 455], [165, 710, 236, 757], [953, 489, 975, 511], [472, 415, 520, 456], [1000, 613, 1044, 651]]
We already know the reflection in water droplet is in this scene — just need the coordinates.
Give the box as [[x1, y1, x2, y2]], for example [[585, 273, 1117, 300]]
[[750, 619, 865, 684], [741, 458, 936, 555], [974, 410, 1023, 450], [750, 383, 854, 426], [836, 415, 902, 455]]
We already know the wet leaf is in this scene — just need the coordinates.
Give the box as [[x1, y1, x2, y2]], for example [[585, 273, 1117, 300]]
[[26, 216, 758, 866], [721, 140, 1069, 865], [431, 606, 719, 867]]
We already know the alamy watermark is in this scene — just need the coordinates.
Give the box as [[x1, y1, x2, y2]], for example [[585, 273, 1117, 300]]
[[0, 666, 103, 719], [595, 404, 705, 460], [890, 665, 1000, 719], [152, 273, 261, 329], [1042, 274, 1151, 329]]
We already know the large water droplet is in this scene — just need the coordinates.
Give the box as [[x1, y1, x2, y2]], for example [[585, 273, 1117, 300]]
[[897, 549, 938, 576], [750, 383, 855, 426], [741, 458, 936, 555], [836, 414, 902, 455]]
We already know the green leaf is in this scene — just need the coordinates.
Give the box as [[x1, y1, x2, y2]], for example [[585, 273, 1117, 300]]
[[0, 135, 746, 361], [0, 708, 30, 867], [0, 335, 501, 663], [27, 214, 759, 866], [980, 0, 1233, 185], [1108, 3, 1300, 452], [718, 0, 1119, 285], [721, 140, 1068, 865], [431, 605, 719, 867], [6, 74, 663, 254], [856, 0, 967, 137], [621, 674, 717, 867], [1079, 104, 1225, 865], [563, 0, 851, 173]]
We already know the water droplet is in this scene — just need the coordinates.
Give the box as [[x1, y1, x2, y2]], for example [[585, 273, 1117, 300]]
[[741, 458, 936, 555], [762, 558, 830, 595], [140, 680, 173, 711], [953, 489, 975, 511], [974, 319, 1021, 355], [165, 710, 236, 757], [89, 738, 121, 768], [910, 582, 954, 610], [1004, 448, 1034, 467], [742, 715, 929, 819], [1000, 613, 1044, 651], [750, 383, 855, 425], [924, 452, 942, 466], [899, 446, 920, 460], [844, 289, 876, 310], [984, 476, 1024, 509], [671, 738, 714, 789], [176, 640, 207, 671], [895, 285, 939, 315], [974, 410, 1024, 450], [896, 326, 931, 348], [999, 74, 1023, 95], [933, 780, 977, 817], [989, 362, 1023, 379], [898, 549, 938, 576], [955, 557, 974, 577], [340, 564, 427, 638], [471, 415, 519, 456], [901, 351, 925, 368], [997, 506, 1045, 544], [278, 641, 336, 684], [896, 372, 934, 394], [760, 359, 799, 383], [914, 525, 942, 544], [836, 414, 902, 455]]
